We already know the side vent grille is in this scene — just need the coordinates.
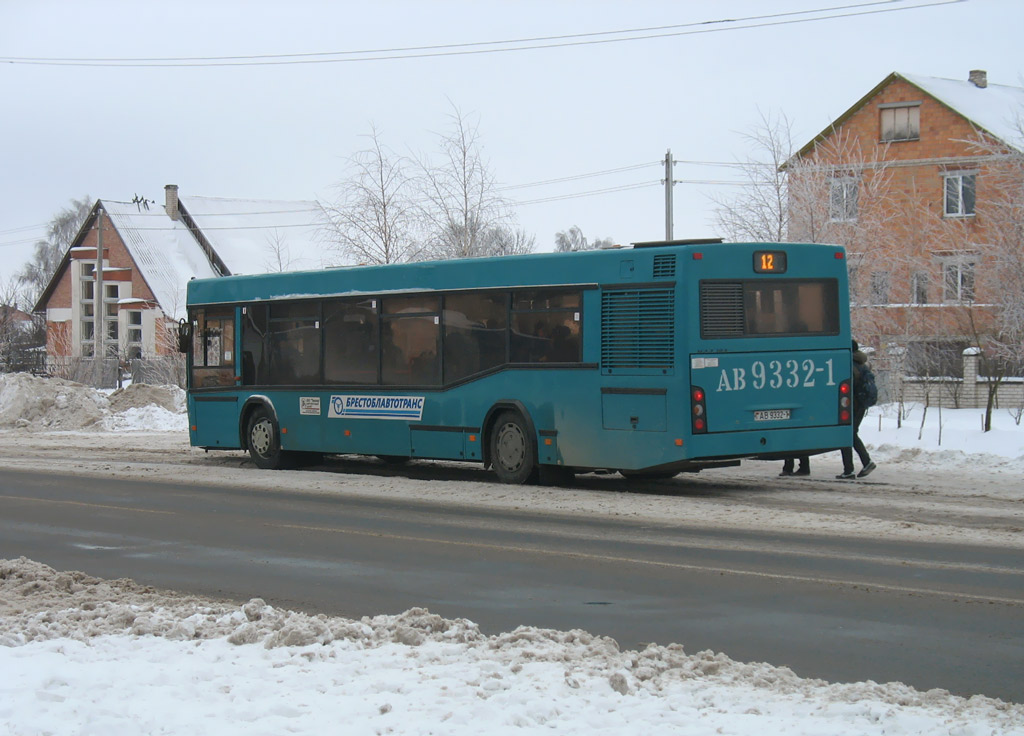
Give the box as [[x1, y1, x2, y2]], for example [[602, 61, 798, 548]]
[[652, 254, 676, 279], [601, 289, 675, 372], [700, 281, 745, 338]]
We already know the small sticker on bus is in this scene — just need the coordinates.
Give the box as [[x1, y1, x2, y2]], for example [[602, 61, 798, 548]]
[[299, 397, 321, 416], [691, 357, 720, 369]]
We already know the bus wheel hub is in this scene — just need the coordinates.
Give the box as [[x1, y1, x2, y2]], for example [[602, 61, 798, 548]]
[[496, 423, 525, 470]]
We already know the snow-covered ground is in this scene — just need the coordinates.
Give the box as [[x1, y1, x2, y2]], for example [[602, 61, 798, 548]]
[[1, 373, 1022, 734]]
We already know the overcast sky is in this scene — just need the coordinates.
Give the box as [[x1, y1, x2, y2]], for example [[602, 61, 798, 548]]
[[2, 0, 1022, 289]]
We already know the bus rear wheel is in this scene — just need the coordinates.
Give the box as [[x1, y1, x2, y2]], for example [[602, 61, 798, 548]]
[[490, 411, 537, 485], [246, 409, 290, 470]]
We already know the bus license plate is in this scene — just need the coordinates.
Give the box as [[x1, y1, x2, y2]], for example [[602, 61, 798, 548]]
[[754, 409, 791, 421]]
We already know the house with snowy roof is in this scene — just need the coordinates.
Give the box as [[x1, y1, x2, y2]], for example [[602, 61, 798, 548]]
[[35, 185, 328, 365], [787, 69, 1024, 388]]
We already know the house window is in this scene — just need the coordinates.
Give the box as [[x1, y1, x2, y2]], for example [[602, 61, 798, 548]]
[[911, 271, 929, 305], [128, 310, 143, 357], [105, 284, 119, 300], [869, 271, 890, 304], [880, 103, 920, 142], [944, 173, 976, 217], [82, 281, 95, 300], [829, 177, 858, 221], [941, 258, 975, 302]]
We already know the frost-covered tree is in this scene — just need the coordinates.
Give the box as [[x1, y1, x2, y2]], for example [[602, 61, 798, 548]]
[[554, 226, 614, 252], [19, 196, 91, 307], [322, 127, 423, 265], [417, 105, 519, 260]]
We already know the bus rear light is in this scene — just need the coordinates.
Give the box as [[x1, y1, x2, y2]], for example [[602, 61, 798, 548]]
[[835, 251, 845, 259], [838, 380, 852, 424], [693, 252, 703, 260], [691, 385, 708, 434], [675, 438, 683, 446]]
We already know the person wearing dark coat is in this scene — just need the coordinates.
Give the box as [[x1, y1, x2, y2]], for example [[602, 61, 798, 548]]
[[838, 340, 877, 479]]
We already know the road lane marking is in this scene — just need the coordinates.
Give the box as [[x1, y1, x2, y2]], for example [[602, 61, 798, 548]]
[[0, 495, 176, 516], [269, 522, 1024, 606]]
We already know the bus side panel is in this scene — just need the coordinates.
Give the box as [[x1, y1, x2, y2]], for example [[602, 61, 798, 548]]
[[189, 393, 243, 449]]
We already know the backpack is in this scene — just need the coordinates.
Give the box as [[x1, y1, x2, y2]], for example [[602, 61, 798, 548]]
[[854, 363, 878, 408]]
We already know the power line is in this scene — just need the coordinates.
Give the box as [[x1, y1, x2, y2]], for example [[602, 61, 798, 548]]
[[513, 181, 662, 206], [1, 1, 961, 68], [497, 163, 660, 191]]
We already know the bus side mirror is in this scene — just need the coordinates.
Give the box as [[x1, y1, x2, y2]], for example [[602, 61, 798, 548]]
[[177, 319, 192, 354]]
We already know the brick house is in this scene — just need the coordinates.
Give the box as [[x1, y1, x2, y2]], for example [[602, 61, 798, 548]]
[[788, 70, 1024, 387], [34, 185, 326, 370]]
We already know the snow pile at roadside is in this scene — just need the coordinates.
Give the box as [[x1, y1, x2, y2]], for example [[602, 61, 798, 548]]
[[0, 373, 185, 432], [1, 558, 1022, 736], [863, 402, 1024, 470]]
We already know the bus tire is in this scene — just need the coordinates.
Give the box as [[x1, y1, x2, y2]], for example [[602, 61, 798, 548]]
[[246, 408, 290, 470], [490, 411, 537, 485]]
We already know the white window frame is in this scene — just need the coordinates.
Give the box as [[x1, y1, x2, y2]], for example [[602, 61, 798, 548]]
[[939, 256, 976, 303], [829, 176, 859, 222], [943, 172, 977, 217]]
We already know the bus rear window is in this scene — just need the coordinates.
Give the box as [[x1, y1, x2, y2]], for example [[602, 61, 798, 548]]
[[700, 279, 839, 338]]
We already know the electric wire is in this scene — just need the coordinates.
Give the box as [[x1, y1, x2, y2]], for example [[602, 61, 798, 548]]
[[0, 1, 961, 68]]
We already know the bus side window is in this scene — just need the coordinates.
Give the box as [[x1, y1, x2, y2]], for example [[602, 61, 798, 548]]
[[382, 296, 441, 386], [443, 292, 507, 383], [268, 302, 320, 386], [241, 304, 268, 386], [510, 289, 582, 363], [324, 298, 379, 385]]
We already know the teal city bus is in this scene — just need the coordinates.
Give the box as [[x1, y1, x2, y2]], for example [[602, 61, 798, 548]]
[[183, 240, 853, 484]]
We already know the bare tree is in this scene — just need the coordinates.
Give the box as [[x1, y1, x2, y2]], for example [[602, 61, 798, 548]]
[[18, 196, 91, 307], [417, 105, 515, 260], [482, 226, 535, 256], [554, 226, 614, 252], [263, 229, 295, 273], [322, 127, 422, 265], [712, 110, 795, 243]]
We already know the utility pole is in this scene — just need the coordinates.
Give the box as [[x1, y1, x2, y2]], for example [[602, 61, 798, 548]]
[[95, 206, 104, 365], [663, 149, 676, 241]]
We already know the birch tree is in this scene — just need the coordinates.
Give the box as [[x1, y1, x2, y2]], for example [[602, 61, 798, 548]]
[[712, 110, 794, 243], [417, 105, 519, 260], [322, 127, 422, 265], [18, 196, 91, 307]]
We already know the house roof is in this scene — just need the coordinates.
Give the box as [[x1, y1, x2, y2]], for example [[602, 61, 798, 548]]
[[103, 199, 221, 320], [34, 191, 329, 321], [793, 71, 1024, 161], [182, 195, 328, 275]]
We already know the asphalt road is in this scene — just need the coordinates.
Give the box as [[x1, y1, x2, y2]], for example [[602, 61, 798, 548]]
[[1, 467, 1022, 701]]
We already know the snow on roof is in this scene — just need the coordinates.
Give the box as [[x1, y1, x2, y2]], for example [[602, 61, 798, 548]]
[[99, 194, 334, 320], [901, 72, 1024, 150], [181, 195, 330, 276], [102, 199, 221, 321]]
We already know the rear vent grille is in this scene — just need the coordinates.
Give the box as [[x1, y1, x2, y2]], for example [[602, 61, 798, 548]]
[[700, 281, 745, 338], [652, 254, 676, 279], [601, 289, 675, 371]]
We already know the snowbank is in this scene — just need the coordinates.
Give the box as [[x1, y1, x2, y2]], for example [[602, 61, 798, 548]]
[[2, 558, 1021, 735], [0, 373, 185, 432]]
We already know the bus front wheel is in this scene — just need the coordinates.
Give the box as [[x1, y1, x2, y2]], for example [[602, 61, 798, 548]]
[[246, 409, 289, 470], [490, 411, 537, 485]]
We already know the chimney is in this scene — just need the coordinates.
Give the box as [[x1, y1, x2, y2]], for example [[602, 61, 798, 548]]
[[164, 184, 180, 221], [968, 69, 987, 88]]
